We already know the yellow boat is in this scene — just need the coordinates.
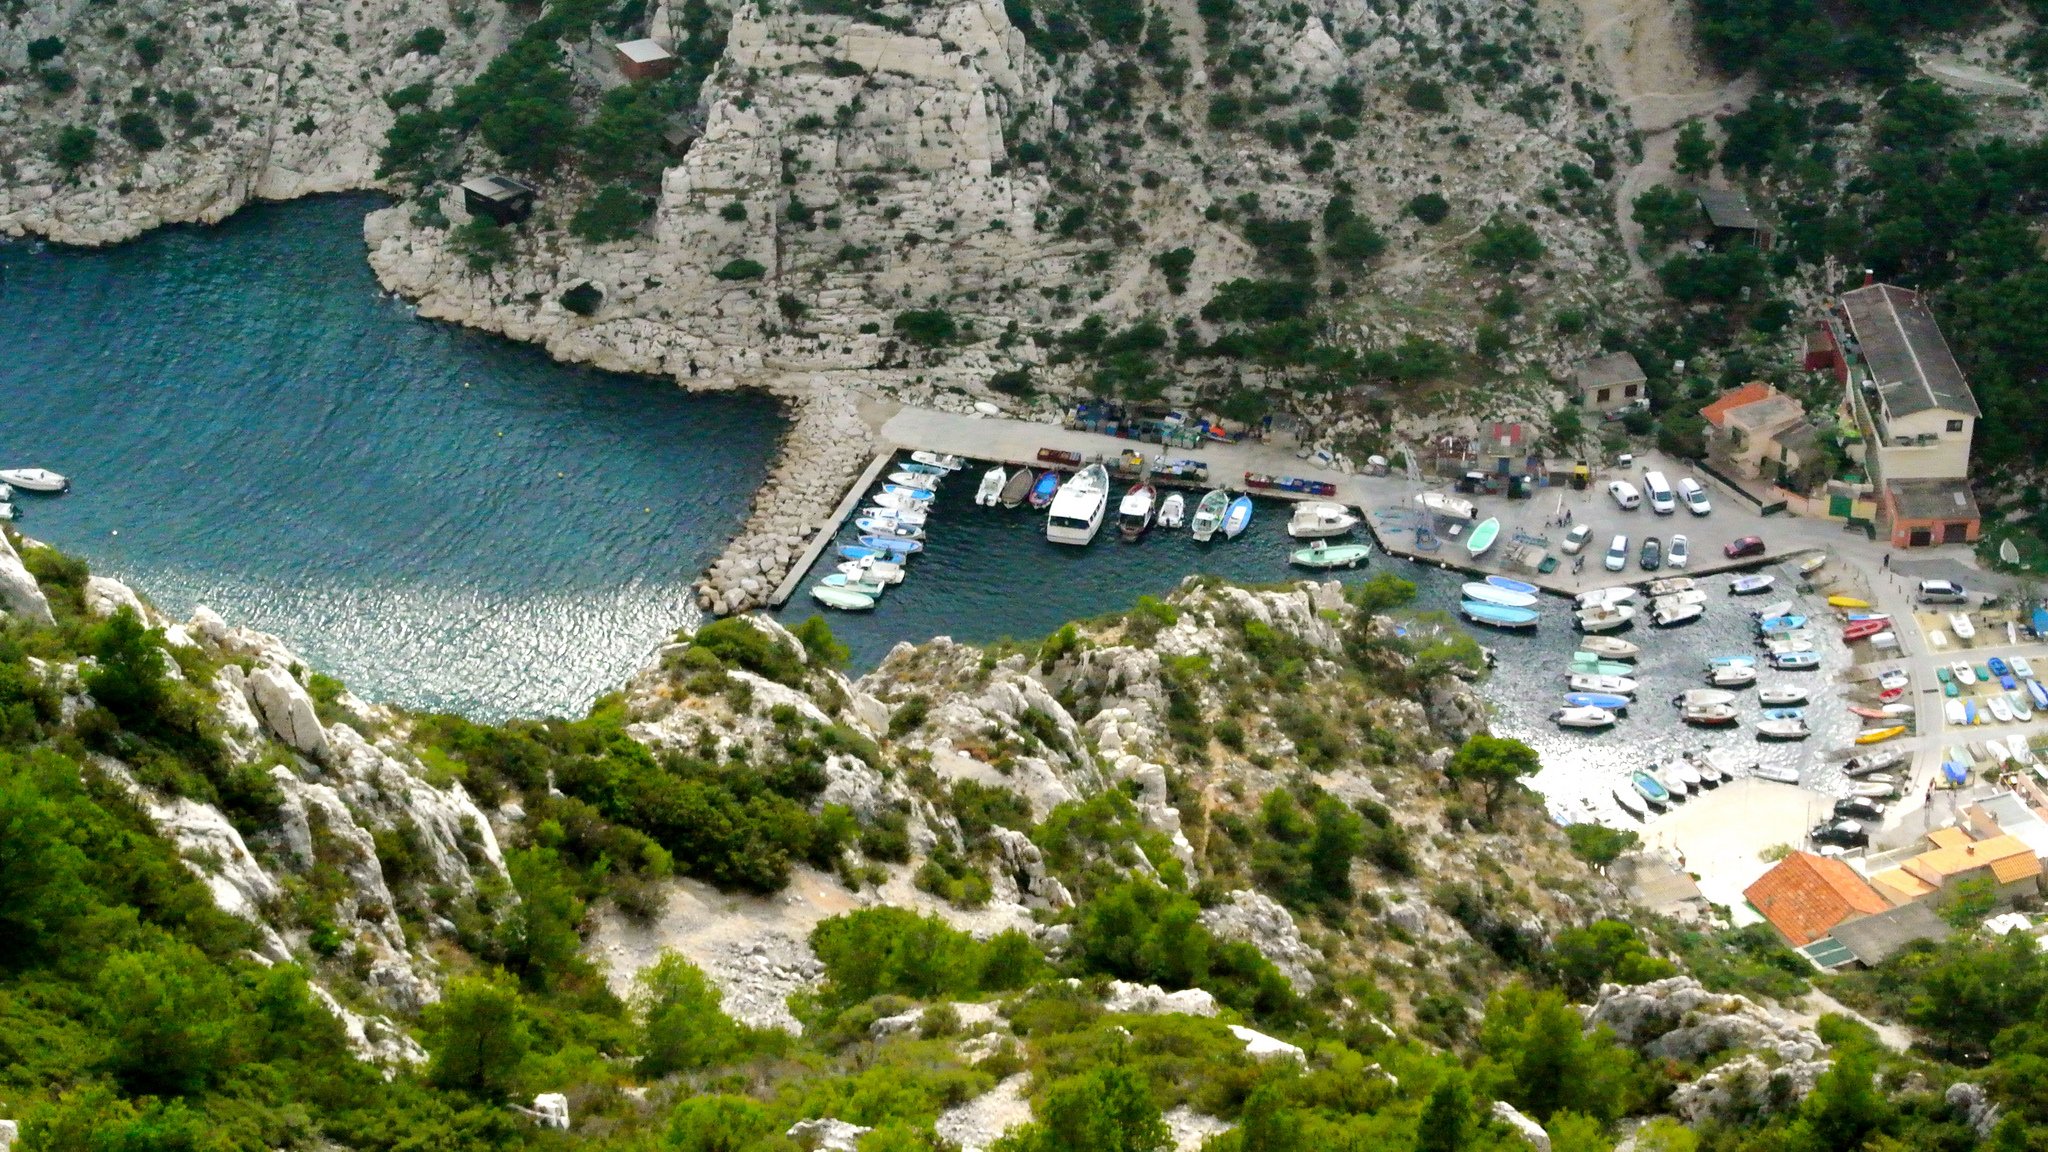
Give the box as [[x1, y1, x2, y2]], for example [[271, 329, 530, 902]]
[[1828, 595, 1872, 609], [1856, 725, 1907, 745]]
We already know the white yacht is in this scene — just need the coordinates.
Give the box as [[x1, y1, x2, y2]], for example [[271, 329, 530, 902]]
[[1046, 464, 1111, 545]]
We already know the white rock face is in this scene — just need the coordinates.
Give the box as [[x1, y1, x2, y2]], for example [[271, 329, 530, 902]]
[[1585, 976, 1823, 1064], [936, 1072, 1034, 1152], [1490, 1102, 1551, 1152], [1199, 890, 1322, 993], [83, 575, 147, 619], [306, 981, 429, 1068], [787, 1118, 870, 1151], [1102, 980, 1219, 1018], [0, 532, 54, 626], [1228, 1024, 1305, 1062], [246, 666, 332, 762]]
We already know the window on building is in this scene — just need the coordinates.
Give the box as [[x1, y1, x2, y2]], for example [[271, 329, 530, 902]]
[[1909, 528, 1933, 547], [1947, 419, 1964, 433], [1624, 384, 1639, 398], [1943, 522, 1970, 544], [1596, 388, 1610, 403]]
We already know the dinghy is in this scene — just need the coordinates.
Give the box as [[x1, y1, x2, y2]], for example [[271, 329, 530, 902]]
[[1708, 654, 1757, 667], [2011, 692, 2034, 722], [1756, 614, 1807, 634], [1117, 483, 1157, 541], [1685, 752, 1726, 785], [855, 518, 924, 539], [890, 470, 942, 488], [871, 491, 930, 511], [1856, 725, 1907, 745], [858, 534, 924, 554], [1951, 612, 1977, 640], [1463, 582, 1538, 608], [1565, 692, 1632, 710], [0, 468, 67, 492], [1463, 600, 1540, 629], [1580, 636, 1640, 660], [862, 504, 927, 526], [1466, 517, 1501, 557], [2015, 656, 2037, 679], [1417, 491, 1478, 520], [1567, 673, 1637, 695], [1674, 688, 1738, 708], [1287, 501, 1359, 538], [1945, 761, 1970, 785], [1652, 766, 1690, 800], [1991, 657, 2016, 688], [838, 544, 896, 561], [1842, 618, 1889, 642], [1757, 686, 1807, 706], [1771, 650, 1821, 671], [822, 573, 887, 597], [882, 483, 935, 501], [1757, 717, 1810, 740], [1682, 703, 1739, 726], [810, 585, 877, 611], [1749, 599, 1794, 621], [1157, 493, 1186, 529], [1664, 758, 1704, 790], [1945, 698, 1967, 726], [997, 468, 1034, 508], [975, 466, 1006, 506], [1653, 602, 1705, 628], [1753, 763, 1801, 784], [1850, 781, 1895, 799], [1653, 589, 1710, 609], [1990, 695, 2017, 723], [1551, 706, 1618, 729], [837, 559, 903, 585], [1613, 786, 1648, 819], [1577, 586, 1638, 610], [1294, 542, 1372, 569], [900, 460, 949, 476], [910, 451, 963, 471], [1576, 605, 1637, 633], [1028, 471, 1061, 508], [1191, 490, 1230, 541], [1631, 771, 1670, 807], [1797, 553, 1828, 575], [1760, 707, 1806, 721], [1709, 664, 1758, 687], [1222, 495, 1255, 539], [1878, 669, 1911, 692], [1729, 574, 1775, 595], [1487, 576, 1540, 595]]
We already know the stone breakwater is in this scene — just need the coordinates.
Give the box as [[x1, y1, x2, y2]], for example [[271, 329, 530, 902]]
[[694, 385, 875, 616]]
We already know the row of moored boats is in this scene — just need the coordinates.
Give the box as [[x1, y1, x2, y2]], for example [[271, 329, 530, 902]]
[[809, 452, 965, 611], [1612, 747, 1905, 819]]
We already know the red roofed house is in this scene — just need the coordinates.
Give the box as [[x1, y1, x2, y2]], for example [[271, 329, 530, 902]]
[[1744, 851, 1892, 949], [1702, 383, 1822, 484]]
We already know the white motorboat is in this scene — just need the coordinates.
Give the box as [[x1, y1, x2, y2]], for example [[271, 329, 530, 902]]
[[854, 517, 924, 539], [1685, 750, 1726, 784], [1709, 664, 1758, 687], [862, 504, 927, 526], [0, 468, 67, 493], [1951, 661, 1977, 686], [1580, 636, 1640, 660], [1613, 786, 1647, 819], [1646, 577, 1696, 597], [889, 470, 942, 488], [1551, 705, 1618, 729], [1047, 464, 1111, 546], [1675, 688, 1738, 708], [1416, 491, 1477, 520], [1729, 574, 1775, 595], [837, 558, 904, 585], [1757, 686, 1807, 706], [910, 451, 964, 471], [1850, 781, 1895, 799], [1753, 763, 1800, 784], [1286, 501, 1359, 538], [1757, 717, 1810, 740], [1857, 772, 1898, 788], [810, 584, 877, 611], [1117, 483, 1157, 541], [1652, 602, 1704, 628], [1989, 695, 2016, 723], [1157, 493, 1186, 529], [1945, 698, 1967, 726], [1878, 669, 1910, 692], [1576, 586, 1637, 609], [1951, 612, 1977, 640], [2015, 656, 2037, 679], [975, 466, 1006, 506], [1190, 490, 1229, 542], [821, 573, 888, 597], [1567, 673, 1638, 695], [870, 491, 930, 512], [1750, 599, 1793, 621], [1664, 758, 1704, 789], [1682, 702, 1739, 725], [1763, 635, 1815, 654], [1652, 589, 1709, 609], [1576, 604, 1637, 633], [1653, 767, 1691, 800]]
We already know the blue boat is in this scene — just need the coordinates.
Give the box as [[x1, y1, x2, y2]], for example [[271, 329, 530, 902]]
[[1944, 761, 1969, 786], [1991, 657, 2016, 689], [899, 461, 949, 475], [858, 534, 924, 555], [1771, 650, 1821, 671], [1761, 707, 1806, 721], [2035, 607, 2048, 638], [1565, 692, 1631, 710], [881, 483, 935, 501], [1756, 615, 1807, 634], [1461, 600, 1540, 629], [1486, 575, 1540, 595], [2029, 679, 2048, 710], [837, 544, 888, 561], [1029, 471, 1060, 507], [1223, 495, 1255, 539]]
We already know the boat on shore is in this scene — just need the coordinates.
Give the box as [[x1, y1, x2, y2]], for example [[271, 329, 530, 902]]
[[1567, 672, 1637, 695], [1674, 688, 1737, 708], [975, 466, 1006, 506], [1576, 604, 1637, 633], [1757, 717, 1811, 740], [0, 468, 67, 493], [1552, 705, 1618, 729], [1653, 602, 1705, 628], [1294, 541, 1372, 569], [1613, 786, 1648, 819], [1117, 482, 1157, 541], [1157, 492, 1186, 529], [858, 534, 924, 554], [1770, 650, 1821, 671], [1632, 770, 1671, 807], [1572, 656, 1635, 676], [1951, 612, 1977, 640], [1463, 600, 1540, 629], [1843, 751, 1903, 777], [1047, 464, 1111, 545], [1417, 491, 1478, 520], [1757, 686, 1807, 706], [1286, 501, 1359, 538], [1729, 574, 1775, 595], [1191, 490, 1230, 541], [1797, 553, 1827, 576], [1576, 587, 1637, 609], [1682, 702, 1739, 726], [1709, 664, 1757, 687], [1463, 582, 1538, 608], [1756, 614, 1807, 634], [1857, 725, 1907, 745], [1222, 495, 1255, 539], [1580, 636, 1640, 660], [1749, 599, 1793, 621], [1466, 517, 1501, 557], [1646, 577, 1696, 597], [1566, 692, 1632, 710]]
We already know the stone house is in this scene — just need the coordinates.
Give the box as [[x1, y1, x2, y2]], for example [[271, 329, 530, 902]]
[[1701, 383, 1822, 484], [613, 38, 677, 81], [1837, 283, 1982, 547], [1867, 826, 2042, 909], [1572, 352, 1647, 414]]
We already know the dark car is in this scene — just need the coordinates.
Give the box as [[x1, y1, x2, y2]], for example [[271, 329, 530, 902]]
[[1811, 819, 1869, 849], [1835, 797, 1886, 821], [1724, 536, 1766, 559], [1640, 536, 1662, 571]]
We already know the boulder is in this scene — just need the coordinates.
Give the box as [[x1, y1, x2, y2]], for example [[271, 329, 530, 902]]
[[788, 1118, 871, 1151], [1103, 980, 1219, 1017], [83, 575, 148, 620], [1490, 1102, 1550, 1152], [1585, 977, 1823, 1064], [1228, 1024, 1305, 1062], [245, 666, 332, 762], [0, 533, 53, 626]]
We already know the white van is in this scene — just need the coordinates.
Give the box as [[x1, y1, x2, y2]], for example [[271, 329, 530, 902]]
[[1608, 480, 1642, 510], [1677, 476, 1711, 515], [1644, 471, 1676, 515]]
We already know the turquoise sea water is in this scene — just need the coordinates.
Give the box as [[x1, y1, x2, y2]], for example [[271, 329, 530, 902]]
[[1, 195, 782, 720]]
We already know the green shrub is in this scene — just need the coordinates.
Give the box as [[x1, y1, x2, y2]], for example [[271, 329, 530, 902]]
[[385, 81, 433, 109], [1157, 246, 1195, 294], [569, 185, 652, 243], [1407, 192, 1449, 224], [449, 216, 514, 272], [28, 36, 64, 62], [809, 908, 1046, 1007], [117, 111, 166, 151], [894, 309, 958, 347], [408, 26, 447, 54], [689, 617, 805, 685], [53, 125, 96, 167], [888, 694, 931, 737], [133, 35, 164, 67], [720, 200, 748, 221], [1404, 79, 1448, 113], [40, 68, 77, 94], [1470, 215, 1543, 272], [713, 258, 767, 280]]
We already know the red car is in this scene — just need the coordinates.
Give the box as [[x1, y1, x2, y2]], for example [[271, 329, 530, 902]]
[[1724, 536, 1766, 559]]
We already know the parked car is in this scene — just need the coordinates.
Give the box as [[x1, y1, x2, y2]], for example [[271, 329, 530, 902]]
[[1640, 536, 1663, 570], [1724, 536, 1767, 559], [1608, 480, 1642, 510], [1811, 819, 1869, 849], [1916, 579, 1969, 604], [1561, 523, 1594, 555], [1835, 797, 1886, 821], [1644, 471, 1676, 515], [1678, 477, 1711, 516], [1604, 534, 1629, 573], [1668, 534, 1690, 568]]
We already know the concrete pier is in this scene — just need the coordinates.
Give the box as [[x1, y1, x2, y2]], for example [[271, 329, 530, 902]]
[[769, 451, 894, 607]]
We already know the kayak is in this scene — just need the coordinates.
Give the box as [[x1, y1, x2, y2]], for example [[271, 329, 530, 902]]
[[1827, 595, 1871, 609], [1857, 725, 1907, 745]]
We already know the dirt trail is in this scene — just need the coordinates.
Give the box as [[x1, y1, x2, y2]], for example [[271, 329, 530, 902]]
[[1567, 0, 1755, 273]]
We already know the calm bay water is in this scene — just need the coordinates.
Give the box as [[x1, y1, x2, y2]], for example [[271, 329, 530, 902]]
[[1, 195, 782, 720], [778, 459, 1855, 818]]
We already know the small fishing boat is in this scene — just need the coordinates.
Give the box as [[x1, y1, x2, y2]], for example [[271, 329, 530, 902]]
[[855, 517, 924, 539], [1572, 657, 1635, 677], [1028, 471, 1061, 509], [0, 468, 67, 493], [1878, 669, 1910, 692], [1990, 656, 2016, 687], [1222, 495, 1255, 540], [1576, 605, 1637, 633], [1685, 751, 1726, 785], [858, 534, 924, 555], [1758, 686, 1807, 706], [900, 460, 950, 476], [1729, 574, 1776, 596], [1842, 618, 1889, 642], [1466, 517, 1502, 557], [1463, 582, 1538, 608], [1848, 704, 1901, 720], [1286, 501, 1359, 538], [1771, 650, 1821, 671], [837, 559, 903, 585], [1674, 688, 1738, 708], [1647, 577, 1696, 597], [1945, 698, 1967, 726], [1487, 576, 1540, 595], [1665, 758, 1704, 790], [1856, 725, 1907, 745], [1754, 763, 1801, 784], [1294, 541, 1373, 569], [1463, 600, 1540, 629], [870, 491, 929, 511], [1797, 553, 1828, 576], [1827, 595, 1871, 609], [1577, 587, 1638, 609], [910, 451, 964, 471], [1951, 612, 1977, 640], [1117, 483, 1157, 541], [882, 482, 936, 501], [1856, 772, 1899, 789], [1653, 589, 1709, 609], [1417, 491, 1478, 520], [1190, 490, 1230, 541], [1565, 692, 1632, 710], [837, 544, 895, 561], [1551, 705, 1618, 730], [1653, 602, 1704, 628], [1653, 766, 1691, 800], [810, 584, 877, 611], [1567, 672, 1637, 695], [1851, 781, 1895, 799], [1990, 695, 2017, 723], [2015, 656, 2037, 679], [890, 470, 941, 488], [863, 504, 927, 526], [1757, 717, 1811, 740], [1580, 636, 1640, 660], [2010, 692, 2034, 722], [1761, 707, 1806, 721], [1682, 703, 1740, 726], [1708, 654, 1758, 667], [1709, 664, 1758, 687], [1631, 771, 1670, 807], [1749, 599, 1794, 621], [1613, 786, 1648, 819], [821, 573, 887, 597], [1762, 634, 1815, 654], [975, 466, 1006, 506], [1157, 493, 1186, 529], [1951, 661, 1978, 686], [1756, 614, 1807, 635], [2031, 679, 2048, 710]]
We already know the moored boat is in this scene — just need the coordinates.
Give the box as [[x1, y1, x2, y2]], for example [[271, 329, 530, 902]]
[[881, 483, 935, 501], [1222, 495, 1255, 539], [1708, 664, 1758, 687], [1646, 577, 1696, 597], [1571, 656, 1635, 677], [810, 584, 877, 611], [1729, 574, 1775, 595], [1028, 470, 1061, 508], [1576, 586, 1637, 609], [1117, 483, 1157, 541], [1757, 717, 1811, 740], [1682, 703, 1739, 726], [854, 517, 924, 539], [1190, 489, 1230, 541], [1487, 576, 1540, 595], [1567, 672, 1637, 695], [1463, 600, 1540, 629], [1157, 493, 1186, 529], [1771, 650, 1821, 671], [1293, 541, 1372, 569], [837, 558, 903, 584], [870, 491, 929, 512], [975, 465, 1007, 506], [859, 534, 924, 554], [890, 470, 942, 488], [862, 504, 927, 525], [1652, 602, 1704, 628], [1551, 705, 1618, 729], [1674, 688, 1738, 708], [1565, 692, 1632, 710], [821, 573, 887, 597], [1047, 464, 1112, 546], [1580, 636, 1640, 660], [1576, 604, 1637, 633], [1757, 686, 1807, 706], [1286, 501, 1359, 538], [910, 451, 964, 471], [0, 468, 67, 492], [1463, 582, 1538, 608]]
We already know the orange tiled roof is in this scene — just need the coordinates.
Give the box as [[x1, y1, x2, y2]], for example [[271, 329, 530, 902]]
[[1929, 827, 1972, 849], [1904, 834, 2039, 886], [1870, 868, 1937, 904], [1744, 852, 1893, 947], [1700, 382, 1776, 429], [1993, 854, 2044, 884]]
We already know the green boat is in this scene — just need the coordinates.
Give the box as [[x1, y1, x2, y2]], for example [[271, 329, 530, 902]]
[[1291, 541, 1372, 569], [1465, 516, 1501, 557], [1570, 655, 1634, 676]]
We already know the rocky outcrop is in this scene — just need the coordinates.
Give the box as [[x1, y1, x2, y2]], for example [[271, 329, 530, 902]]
[[787, 1118, 871, 1152], [0, 532, 54, 626], [1102, 980, 1219, 1018], [1587, 977, 1832, 1123], [1491, 1102, 1551, 1152], [244, 665, 332, 762], [82, 575, 146, 619], [1199, 890, 1322, 994], [1229, 1024, 1305, 1062]]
